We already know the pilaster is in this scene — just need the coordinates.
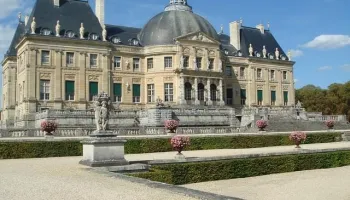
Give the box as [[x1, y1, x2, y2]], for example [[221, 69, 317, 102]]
[[194, 77, 199, 105], [79, 52, 87, 101], [54, 50, 63, 101], [207, 78, 212, 105]]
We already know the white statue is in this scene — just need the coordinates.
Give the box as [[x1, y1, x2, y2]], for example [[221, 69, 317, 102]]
[[31, 17, 36, 34], [102, 25, 107, 42], [263, 45, 267, 58], [100, 101, 109, 131], [249, 44, 253, 56], [287, 50, 292, 61], [193, 58, 197, 69], [55, 20, 60, 37], [275, 48, 280, 60], [180, 55, 184, 69], [80, 23, 85, 39], [93, 92, 111, 132]]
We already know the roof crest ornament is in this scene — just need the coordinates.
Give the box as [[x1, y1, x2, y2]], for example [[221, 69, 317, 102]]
[[55, 20, 60, 37], [31, 17, 36, 34], [80, 23, 85, 39], [165, 0, 192, 12], [249, 44, 253, 57]]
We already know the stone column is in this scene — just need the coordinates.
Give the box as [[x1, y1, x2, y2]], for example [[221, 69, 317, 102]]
[[78, 52, 87, 102], [264, 68, 270, 106], [178, 76, 186, 105], [207, 78, 212, 105], [249, 66, 256, 107], [54, 50, 63, 109], [218, 79, 225, 106], [101, 54, 110, 94], [194, 77, 199, 105], [277, 70, 282, 106], [289, 71, 295, 106]]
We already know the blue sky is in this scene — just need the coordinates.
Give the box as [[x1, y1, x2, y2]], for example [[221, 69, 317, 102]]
[[0, 0, 349, 94]]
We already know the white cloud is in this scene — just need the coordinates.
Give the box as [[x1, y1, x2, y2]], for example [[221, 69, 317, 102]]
[[294, 79, 299, 83], [318, 66, 333, 71], [0, 24, 16, 55], [289, 49, 303, 58], [340, 64, 350, 72], [303, 35, 350, 49], [0, 0, 23, 19]]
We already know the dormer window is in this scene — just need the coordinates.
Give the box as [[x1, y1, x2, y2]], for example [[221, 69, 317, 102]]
[[89, 33, 99, 40], [41, 28, 51, 36], [112, 37, 121, 44], [132, 39, 139, 46], [65, 31, 75, 38]]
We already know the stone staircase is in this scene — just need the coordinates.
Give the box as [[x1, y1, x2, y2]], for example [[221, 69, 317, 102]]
[[266, 117, 350, 132]]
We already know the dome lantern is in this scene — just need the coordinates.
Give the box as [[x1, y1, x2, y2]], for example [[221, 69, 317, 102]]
[[165, 0, 192, 12]]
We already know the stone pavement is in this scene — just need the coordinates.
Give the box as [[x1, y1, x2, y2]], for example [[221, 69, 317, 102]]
[[0, 157, 198, 200], [184, 166, 350, 200], [1, 142, 350, 200]]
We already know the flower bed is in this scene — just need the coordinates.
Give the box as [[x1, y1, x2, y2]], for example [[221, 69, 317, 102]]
[[256, 120, 268, 131]]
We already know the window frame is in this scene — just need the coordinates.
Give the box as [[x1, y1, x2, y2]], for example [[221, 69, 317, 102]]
[[147, 58, 154, 69], [164, 57, 173, 68], [90, 54, 98, 68], [147, 84, 155, 103], [270, 70, 275, 80], [41, 50, 50, 65], [164, 83, 174, 102], [257, 68, 262, 79], [65, 80, 75, 101], [183, 56, 189, 68], [66, 52, 74, 66], [114, 56, 121, 69], [225, 66, 232, 76], [40, 80, 50, 101], [133, 58, 140, 71], [208, 58, 214, 70], [283, 71, 288, 80], [196, 57, 202, 69]]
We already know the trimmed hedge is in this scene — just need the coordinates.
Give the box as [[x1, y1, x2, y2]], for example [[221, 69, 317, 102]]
[[0, 132, 342, 159], [130, 151, 350, 185]]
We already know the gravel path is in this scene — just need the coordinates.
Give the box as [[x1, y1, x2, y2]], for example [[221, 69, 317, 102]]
[[0, 157, 197, 200], [184, 166, 350, 200]]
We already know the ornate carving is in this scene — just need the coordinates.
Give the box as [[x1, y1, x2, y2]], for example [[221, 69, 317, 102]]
[[241, 84, 246, 89], [270, 86, 277, 90], [188, 33, 214, 43], [88, 75, 99, 81], [196, 48, 204, 57], [65, 74, 75, 80], [283, 85, 289, 90], [147, 78, 154, 83], [40, 73, 51, 79], [209, 50, 215, 57], [183, 48, 190, 55], [132, 78, 141, 83], [113, 77, 122, 82], [164, 77, 173, 82], [257, 85, 264, 90]]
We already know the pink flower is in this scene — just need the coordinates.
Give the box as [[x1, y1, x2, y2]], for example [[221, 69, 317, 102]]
[[41, 120, 58, 133], [164, 120, 179, 130], [170, 136, 190, 150], [256, 120, 268, 129], [325, 120, 335, 128], [289, 131, 307, 142]]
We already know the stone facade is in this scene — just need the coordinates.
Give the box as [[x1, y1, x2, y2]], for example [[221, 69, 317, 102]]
[[1, 0, 295, 129]]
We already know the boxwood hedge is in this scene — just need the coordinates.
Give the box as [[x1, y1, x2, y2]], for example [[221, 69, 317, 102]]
[[130, 151, 350, 185], [0, 132, 342, 159]]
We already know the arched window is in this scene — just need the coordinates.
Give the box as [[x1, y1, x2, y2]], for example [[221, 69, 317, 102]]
[[185, 82, 192, 100], [198, 83, 205, 101], [210, 84, 217, 101]]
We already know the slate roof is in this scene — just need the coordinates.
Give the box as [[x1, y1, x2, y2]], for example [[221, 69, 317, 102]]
[[25, 0, 102, 38], [5, 21, 25, 57], [105, 25, 141, 46]]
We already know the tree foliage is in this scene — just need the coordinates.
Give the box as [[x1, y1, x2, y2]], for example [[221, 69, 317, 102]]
[[296, 82, 350, 117]]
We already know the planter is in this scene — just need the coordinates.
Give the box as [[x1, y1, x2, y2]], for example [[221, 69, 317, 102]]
[[167, 129, 177, 136], [174, 147, 185, 160], [294, 140, 301, 148]]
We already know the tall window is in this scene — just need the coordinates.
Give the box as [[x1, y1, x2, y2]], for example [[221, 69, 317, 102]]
[[164, 83, 174, 102], [225, 66, 232, 76], [270, 70, 275, 80], [41, 51, 50, 64], [147, 58, 153, 69], [114, 57, 121, 69], [133, 84, 141, 103], [196, 57, 202, 69], [257, 90, 263, 106], [183, 56, 189, 68], [113, 83, 122, 102], [185, 82, 192, 100], [240, 67, 245, 78], [40, 80, 50, 100], [198, 83, 205, 101], [147, 84, 155, 103], [208, 58, 214, 70], [65, 81, 75, 101], [257, 68, 262, 79], [283, 71, 288, 80], [210, 84, 217, 101], [284, 91, 289, 106], [133, 58, 140, 71], [66, 52, 74, 66], [164, 57, 172, 68], [89, 82, 98, 101], [90, 54, 97, 67], [241, 89, 246, 105], [271, 90, 276, 106]]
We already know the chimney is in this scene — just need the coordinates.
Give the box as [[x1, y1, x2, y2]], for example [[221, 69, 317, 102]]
[[53, 0, 60, 7], [256, 24, 265, 34], [96, 0, 105, 26], [229, 21, 241, 50], [24, 15, 29, 26]]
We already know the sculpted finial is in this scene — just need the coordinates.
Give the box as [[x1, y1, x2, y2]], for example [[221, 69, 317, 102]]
[[275, 48, 280, 60], [263, 45, 267, 58], [55, 20, 61, 37], [249, 44, 253, 57], [31, 17, 36, 34], [80, 23, 85, 39], [102, 24, 107, 41]]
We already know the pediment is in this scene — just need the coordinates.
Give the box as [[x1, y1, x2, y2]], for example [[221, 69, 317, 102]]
[[175, 31, 220, 45]]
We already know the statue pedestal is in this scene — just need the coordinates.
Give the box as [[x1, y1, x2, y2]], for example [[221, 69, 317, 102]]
[[79, 131, 128, 167]]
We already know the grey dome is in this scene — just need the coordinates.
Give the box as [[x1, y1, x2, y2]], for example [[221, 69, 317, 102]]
[[139, 10, 219, 46]]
